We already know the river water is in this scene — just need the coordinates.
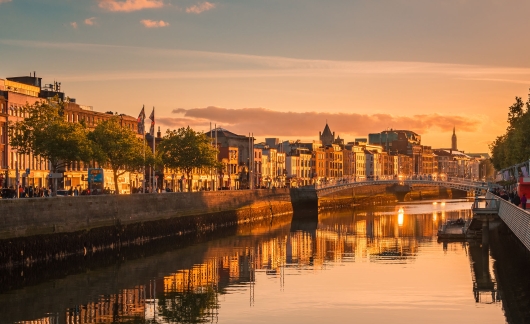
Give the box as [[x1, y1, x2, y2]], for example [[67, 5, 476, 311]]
[[2, 198, 530, 324]]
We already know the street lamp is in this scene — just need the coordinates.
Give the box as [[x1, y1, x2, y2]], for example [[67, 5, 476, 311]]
[[14, 152, 19, 198]]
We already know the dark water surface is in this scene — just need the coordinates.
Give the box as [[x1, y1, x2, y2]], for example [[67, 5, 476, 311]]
[[2, 199, 530, 324]]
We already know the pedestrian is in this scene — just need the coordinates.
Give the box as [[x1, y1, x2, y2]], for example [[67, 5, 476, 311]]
[[513, 191, 521, 207], [74, 187, 79, 196], [522, 193, 527, 210]]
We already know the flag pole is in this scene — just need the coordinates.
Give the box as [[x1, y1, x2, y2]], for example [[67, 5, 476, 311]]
[[215, 124, 218, 191], [143, 126, 146, 194], [210, 122, 212, 191], [139, 105, 146, 194], [152, 106, 155, 192]]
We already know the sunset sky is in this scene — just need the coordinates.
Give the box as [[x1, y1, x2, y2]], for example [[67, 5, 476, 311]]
[[1, 0, 530, 152]]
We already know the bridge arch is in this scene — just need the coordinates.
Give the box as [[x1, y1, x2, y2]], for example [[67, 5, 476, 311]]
[[314, 179, 496, 198]]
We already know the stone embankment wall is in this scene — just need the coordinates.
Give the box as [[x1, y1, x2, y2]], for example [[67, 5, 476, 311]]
[[0, 189, 292, 268]]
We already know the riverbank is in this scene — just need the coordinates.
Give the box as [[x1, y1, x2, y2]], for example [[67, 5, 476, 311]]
[[0, 189, 293, 268], [0, 184, 469, 269]]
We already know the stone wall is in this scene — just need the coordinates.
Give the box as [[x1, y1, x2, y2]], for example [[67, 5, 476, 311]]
[[0, 188, 291, 240], [0, 189, 293, 268]]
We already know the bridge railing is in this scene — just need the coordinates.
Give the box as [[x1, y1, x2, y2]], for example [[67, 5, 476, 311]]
[[471, 197, 500, 214], [314, 177, 493, 191], [486, 192, 530, 252]]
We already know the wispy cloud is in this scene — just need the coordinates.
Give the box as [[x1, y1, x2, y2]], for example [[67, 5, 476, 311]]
[[0, 0, 12, 4], [159, 106, 482, 137], [98, 0, 164, 12], [186, 1, 215, 14], [140, 19, 169, 28], [84, 17, 97, 25], [70, 22, 78, 29], [3, 39, 530, 84]]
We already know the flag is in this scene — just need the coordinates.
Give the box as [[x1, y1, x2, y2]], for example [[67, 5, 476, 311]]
[[137, 105, 145, 135], [149, 107, 155, 136]]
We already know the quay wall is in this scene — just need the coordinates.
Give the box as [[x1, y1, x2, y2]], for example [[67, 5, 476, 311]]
[[0, 189, 293, 268], [0, 188, 291, 240], [0, 185, 462, 268]]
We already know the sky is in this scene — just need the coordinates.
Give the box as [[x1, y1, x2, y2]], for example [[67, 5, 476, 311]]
[[1, 0, 530, 152]]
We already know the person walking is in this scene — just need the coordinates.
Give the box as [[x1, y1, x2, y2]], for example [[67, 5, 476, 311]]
[[513, 191, 521, 207], [522, 193, 527, 210]]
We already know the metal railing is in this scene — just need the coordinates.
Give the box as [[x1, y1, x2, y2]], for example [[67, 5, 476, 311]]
[[486, 192, 530, 252], [314, 177, 495, 191], [471, 197, 500, 213]]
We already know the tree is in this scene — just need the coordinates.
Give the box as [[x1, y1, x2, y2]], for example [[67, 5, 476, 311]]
[[9, 100, 92, 194], [158, 127, 220, 192], [89, 118, 151, 194], [490, 89, 530, 171]]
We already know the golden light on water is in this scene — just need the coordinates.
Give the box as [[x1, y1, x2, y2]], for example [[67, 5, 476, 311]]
[[433, 211, 437, 221], [398, 208, 404, 227]]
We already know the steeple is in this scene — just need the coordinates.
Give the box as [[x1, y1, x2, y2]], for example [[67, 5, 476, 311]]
[[451, 126, 457, 151], [319, 122, 335, 146]]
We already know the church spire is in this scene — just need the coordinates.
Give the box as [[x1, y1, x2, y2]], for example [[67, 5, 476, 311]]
[[451, 126, 457, 151]]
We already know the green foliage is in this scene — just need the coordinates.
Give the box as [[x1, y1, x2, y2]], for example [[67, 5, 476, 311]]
[[9, 100, 92, 172], [158, 126, 220, 191], [490, 89, 530, 170], [158, 288, 219, 323], [89, 118, 151, 193]]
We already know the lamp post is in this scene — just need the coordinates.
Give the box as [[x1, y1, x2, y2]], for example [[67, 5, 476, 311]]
[[15, 153, 19, 199]]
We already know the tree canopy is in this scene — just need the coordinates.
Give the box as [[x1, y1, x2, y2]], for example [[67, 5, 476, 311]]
[[490, 90, 530, 170], [158, 126, 220, 191], [9, 100, 92, 173], [89, 118, 151, 193]]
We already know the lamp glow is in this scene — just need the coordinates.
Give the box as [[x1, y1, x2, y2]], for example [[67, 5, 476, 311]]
[[398, 207, 404, 226]]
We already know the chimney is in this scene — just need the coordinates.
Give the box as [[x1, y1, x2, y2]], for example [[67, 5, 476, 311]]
[[157, 126, 162, 138]]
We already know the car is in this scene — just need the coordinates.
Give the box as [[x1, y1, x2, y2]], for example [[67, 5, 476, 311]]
[[56, 190, 71, 197]]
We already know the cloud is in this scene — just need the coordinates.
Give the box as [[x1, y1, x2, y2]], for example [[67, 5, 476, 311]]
[[84, 17, 97, 25], [160, 106, 482, 139], [140, 19, 169, 28], [3, 39, 530, 85], [186, 1, 215, 14], [98, 0, 164, 12], [0, 0, 12, 4], [70, 22, 78, 29]]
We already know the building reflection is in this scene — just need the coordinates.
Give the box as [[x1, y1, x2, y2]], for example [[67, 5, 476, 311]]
[[18, 204, 481, 324]]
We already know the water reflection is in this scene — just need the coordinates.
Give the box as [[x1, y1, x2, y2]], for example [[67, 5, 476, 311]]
[[7, 199, 529, 324]]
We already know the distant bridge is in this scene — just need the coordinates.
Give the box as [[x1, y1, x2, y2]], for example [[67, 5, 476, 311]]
[[313, 178, 499, 198]]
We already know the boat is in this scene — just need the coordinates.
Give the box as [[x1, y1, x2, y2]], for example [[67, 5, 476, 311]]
[[437, 218, 476, 240]]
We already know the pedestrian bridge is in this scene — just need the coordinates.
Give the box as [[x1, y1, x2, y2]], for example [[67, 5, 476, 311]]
[[313, 178, 498, 198]]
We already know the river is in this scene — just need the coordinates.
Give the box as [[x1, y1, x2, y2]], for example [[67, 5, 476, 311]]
[[2, 198, 530, 324]]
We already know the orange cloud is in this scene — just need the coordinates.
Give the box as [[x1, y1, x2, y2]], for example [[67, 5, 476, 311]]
[[84, 17, 96, 25], [98, 0, 164, 12], [0, 0, 12, 3], [70, 22, 78, 29], [140, 19, 169, 28], [161, 107, 481, 140], [186, 1, 215, 14]]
